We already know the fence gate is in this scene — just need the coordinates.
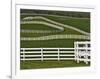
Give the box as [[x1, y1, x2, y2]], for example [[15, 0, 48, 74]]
[[74, 41, 90, 64]]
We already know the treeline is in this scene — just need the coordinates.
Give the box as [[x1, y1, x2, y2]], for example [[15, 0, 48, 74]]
[[21, 9, 90, 18]]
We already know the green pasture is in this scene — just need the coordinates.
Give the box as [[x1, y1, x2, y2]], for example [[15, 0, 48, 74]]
[[20, 60, 90, 69], [21, 39, 89, 48], [21, 15, 90, 32], [20, 10, 90, 69]]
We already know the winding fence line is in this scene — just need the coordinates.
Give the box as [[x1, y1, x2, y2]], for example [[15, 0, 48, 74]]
[[21, 21, 64, 31], [21, 30, 60, 33], [22, 16, 90, 35], [21, 34, 90, 41]]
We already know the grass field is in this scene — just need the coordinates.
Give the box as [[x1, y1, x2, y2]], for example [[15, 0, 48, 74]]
[[21, 23, 82, 38], [21, 24, 58, 30], [20, 16, 90, 48], [44, 16, 90, 32], [21, 39, 89, 48], [21, 15, 90, 32], [20, 9, 90, 69], [20, 60, 90, 69]]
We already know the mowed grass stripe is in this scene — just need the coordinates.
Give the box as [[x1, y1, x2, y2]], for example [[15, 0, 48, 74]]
[[20, 39, 90, 48], [21, 24, 58, 30]]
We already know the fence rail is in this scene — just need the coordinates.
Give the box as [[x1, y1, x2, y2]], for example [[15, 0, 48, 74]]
[[20, 48, 75, 61], [20, 45, 90, 64]]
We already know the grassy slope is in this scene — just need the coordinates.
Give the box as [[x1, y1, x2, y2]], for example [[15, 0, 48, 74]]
[[20, 14, 90, 69], [21, 39, 89, 48], [42, 15, 90, 33], [21, 24, 58, 30], [20, 15, 90, 48], [21, 24, 82, 37], [20, 60, 90, 69], [21, 15, 90, 32]]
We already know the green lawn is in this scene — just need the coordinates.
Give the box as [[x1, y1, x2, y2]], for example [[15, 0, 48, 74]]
[[20, 60, 90, 69], [21, 24, 58, 30], [21, 39, 89, 48]]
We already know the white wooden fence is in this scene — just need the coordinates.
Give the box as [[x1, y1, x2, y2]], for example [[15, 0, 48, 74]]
[[20, 41, 90, 64], [20, 48, 75, 61], [74, 41, 90, 64]]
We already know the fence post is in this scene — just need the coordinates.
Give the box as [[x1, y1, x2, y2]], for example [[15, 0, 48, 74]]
[[85, 43, 88, 64], [58, 48, 60, 61], [23, 48, 25, 61], [41, 48, 43, 61], [74, 42, 76, 61], [76, 42, 79, 63]]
